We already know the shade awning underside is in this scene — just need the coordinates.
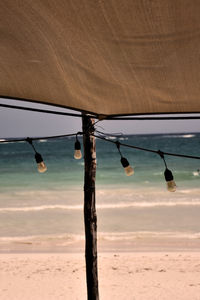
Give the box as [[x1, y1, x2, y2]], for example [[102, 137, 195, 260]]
[[1, 0, 200, 116]]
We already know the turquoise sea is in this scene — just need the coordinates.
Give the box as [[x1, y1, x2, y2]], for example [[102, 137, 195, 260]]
[[0, 133, 200, 252]]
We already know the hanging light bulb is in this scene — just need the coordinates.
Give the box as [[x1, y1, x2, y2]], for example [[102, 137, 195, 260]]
[[74, 136, 82, 159], [121, 157, 134, 176], [164, 168, 176, 192], [27, 138, 47, 173], [116, 141, 134, 176], [35, 152, 47, 173], [158, 150, 176, 192]]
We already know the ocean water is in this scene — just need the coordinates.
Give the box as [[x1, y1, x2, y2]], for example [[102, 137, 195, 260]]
[[0, 133, 200, 251]]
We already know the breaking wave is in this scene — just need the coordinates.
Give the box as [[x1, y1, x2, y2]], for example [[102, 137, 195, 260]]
[[1, 201, 200, 212], [0, 231, 200, 245]]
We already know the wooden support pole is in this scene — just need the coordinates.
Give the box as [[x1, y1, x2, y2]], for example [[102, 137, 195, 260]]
[[82, 115, 99, 300]]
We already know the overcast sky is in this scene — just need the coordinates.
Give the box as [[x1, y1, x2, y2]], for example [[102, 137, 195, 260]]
[[0, 99, 200, 138]]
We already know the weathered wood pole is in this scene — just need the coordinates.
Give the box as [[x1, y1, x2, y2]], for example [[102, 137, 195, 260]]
[[82, 115, 99, 300]]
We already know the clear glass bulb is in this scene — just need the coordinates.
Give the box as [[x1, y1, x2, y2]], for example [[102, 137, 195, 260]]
[[167, 180, 176, 192], [74, 149, 82, 159], [124, 165, 134, 176], [37, 161, 47, 173]]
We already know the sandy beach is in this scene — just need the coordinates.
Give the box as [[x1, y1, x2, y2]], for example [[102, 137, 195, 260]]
[[1, 251, 200, 300]]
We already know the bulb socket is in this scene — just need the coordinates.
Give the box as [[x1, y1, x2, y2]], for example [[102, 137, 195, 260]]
[[75, 140, 81, 150], [164, 168, 174, 182], [121, 157, 129, 168], [35, 152, 43, 164]]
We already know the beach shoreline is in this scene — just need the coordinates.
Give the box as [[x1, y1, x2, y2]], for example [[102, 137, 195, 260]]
[[1, 234, 200, 254]]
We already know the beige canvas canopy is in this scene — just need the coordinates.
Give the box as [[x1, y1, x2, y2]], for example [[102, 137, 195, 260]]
[[0, 0, 200, 117]]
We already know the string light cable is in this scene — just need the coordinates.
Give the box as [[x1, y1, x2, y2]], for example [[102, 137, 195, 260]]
[[95, 130, 124, 138], [92, 133, 200, 161], [1, 130, 200, 162], [0, 133, 78, 144], [1, 129, 200, 191], [92, 132, 200, 191]]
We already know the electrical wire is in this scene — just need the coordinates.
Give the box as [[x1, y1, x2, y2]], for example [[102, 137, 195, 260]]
[[0, 133, 79, 143], [92, 133, 200, 160], [0, 129, 200, 161]]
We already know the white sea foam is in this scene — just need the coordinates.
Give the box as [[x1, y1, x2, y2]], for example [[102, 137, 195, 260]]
[[105, 136, 116, 140], [193, 171, 200, 176], [163, 134, 196, 138], [153, 172, 163, 176], [0, 204, 83, 212], [182, 134, 195, 138], [98, 231, 200, 240], [0, 233, 85, 243], [97, 201, 200, 208], [119, 137, 129, 141], [0, 231, 200, 245], [39, 139, 47, 142], [1, 201, 200, 213]]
